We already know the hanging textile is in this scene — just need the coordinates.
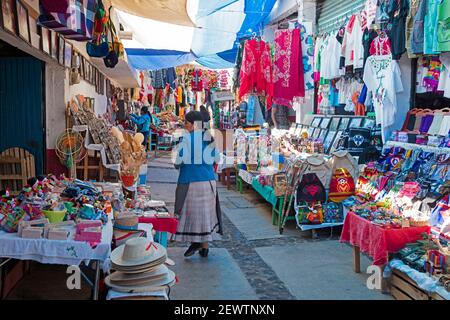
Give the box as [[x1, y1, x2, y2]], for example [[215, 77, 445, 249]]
[[273, 29, 305, 106], [238, 39, 273, 100], [363, 55, 403, 141], [299, 22, 315, 91], [190, 69, 203, 92]]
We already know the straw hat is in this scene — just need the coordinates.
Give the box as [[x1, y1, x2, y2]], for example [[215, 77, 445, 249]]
[[105, 269, 176, 293], [114, 214, 139, 230], [107, 264, 170, 286], [111, 238, 166, 267], [111, 255, 167, 273]]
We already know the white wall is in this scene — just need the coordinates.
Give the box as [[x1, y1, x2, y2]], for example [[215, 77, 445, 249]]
[[65, 72, 109, 115], [45, 64, 67, 149]]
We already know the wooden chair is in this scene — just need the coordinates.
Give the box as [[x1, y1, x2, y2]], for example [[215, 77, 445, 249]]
[[76, 150, 104, 182], [0, 148, 36, 195]]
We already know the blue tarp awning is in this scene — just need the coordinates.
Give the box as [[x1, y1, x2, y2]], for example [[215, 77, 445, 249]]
[[126, 49, 198, 71], [118, 0, 277, 70]]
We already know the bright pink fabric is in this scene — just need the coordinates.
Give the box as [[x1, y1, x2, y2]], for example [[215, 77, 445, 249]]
[[239, 39, 273, 99], [340, 212, 430, 265], [273, 28, 305, 106], [369, 36, 392, 56], [139, 217, 179, 234]]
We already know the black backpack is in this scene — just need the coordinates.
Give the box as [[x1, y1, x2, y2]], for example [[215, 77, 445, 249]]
[[297, 173, 326, 204]]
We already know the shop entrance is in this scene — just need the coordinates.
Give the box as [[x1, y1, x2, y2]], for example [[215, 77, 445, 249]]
[[0, 40, 45, 175]]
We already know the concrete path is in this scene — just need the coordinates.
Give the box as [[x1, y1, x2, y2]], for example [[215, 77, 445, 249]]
[[151, 153, 392, 300]]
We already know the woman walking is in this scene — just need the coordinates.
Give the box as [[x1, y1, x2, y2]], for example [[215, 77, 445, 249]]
[[173, 111, 222, 257], [130, 106, 152, 150]]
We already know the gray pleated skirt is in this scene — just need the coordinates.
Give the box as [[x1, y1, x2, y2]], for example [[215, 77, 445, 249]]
[[174, 180, 219, 243]]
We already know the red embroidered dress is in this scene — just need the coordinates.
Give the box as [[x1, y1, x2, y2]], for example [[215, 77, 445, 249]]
[[239, 39, 273, 99], [273, 29, 305, 106]]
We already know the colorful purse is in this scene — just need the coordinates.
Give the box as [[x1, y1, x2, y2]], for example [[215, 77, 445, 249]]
[[296, 202, 323, 225], [329, 168, 355, 203]]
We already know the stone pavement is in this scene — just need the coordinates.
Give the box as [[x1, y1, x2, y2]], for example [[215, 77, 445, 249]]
[[150, 153, 392, 300]]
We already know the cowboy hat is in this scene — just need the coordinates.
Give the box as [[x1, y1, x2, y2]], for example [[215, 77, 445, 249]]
[[105, 270, 176, 293], [111, 238, 166, 267]]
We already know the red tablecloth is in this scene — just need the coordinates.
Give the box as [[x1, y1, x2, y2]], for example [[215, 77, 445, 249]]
[[340, 212, 430, 266], [138, 217, 179, 234]]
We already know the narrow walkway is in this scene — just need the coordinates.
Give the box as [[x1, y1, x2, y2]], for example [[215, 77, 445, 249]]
[[149, 153, 392, 300]]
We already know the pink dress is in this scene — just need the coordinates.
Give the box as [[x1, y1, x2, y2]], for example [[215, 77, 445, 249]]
[[273, 29, 305, 106]]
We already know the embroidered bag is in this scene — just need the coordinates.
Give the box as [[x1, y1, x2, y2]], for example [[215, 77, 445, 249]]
[[297, 173, 326, 203], [329, 168, 355, 203], [296, 202, 324, 225]]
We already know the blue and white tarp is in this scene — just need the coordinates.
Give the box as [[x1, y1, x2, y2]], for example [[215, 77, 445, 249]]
[[117, 0, 277, 70]]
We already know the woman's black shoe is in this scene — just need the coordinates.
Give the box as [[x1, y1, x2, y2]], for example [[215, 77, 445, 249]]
[[199, 248, 209, 257], [184, 243, 201, 257]]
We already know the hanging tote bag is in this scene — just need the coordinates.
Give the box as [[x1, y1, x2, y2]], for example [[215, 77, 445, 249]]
[[38, 0, 96, 41], [329, 168, 355, 203], [103, 7, 121, 68], [86, 1, 109, 57]]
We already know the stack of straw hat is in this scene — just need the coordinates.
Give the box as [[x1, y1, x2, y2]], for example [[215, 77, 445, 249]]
[[106, 238, 176, 293]]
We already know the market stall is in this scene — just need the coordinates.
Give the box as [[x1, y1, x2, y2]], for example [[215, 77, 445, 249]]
[[337, 105, 450, 298]]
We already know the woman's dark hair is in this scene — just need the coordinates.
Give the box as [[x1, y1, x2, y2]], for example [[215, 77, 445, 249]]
[[141, 106, 150, 115], [185, 110, 204, 124], [199, 105, 211, 122]]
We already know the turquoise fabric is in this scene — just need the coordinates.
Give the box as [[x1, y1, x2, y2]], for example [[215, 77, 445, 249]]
[[251, 178, 279, 207], [176, 131, 217, 184], [424, 0, 441, 55], [437, 0, 450, 52]]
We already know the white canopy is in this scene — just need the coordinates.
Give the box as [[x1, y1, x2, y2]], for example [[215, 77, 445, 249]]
[[109, 0, 194, 26], [117, 10, 194, 52]]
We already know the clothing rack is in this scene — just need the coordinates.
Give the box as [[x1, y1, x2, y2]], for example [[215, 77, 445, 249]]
[[385, 141, 450, 155]]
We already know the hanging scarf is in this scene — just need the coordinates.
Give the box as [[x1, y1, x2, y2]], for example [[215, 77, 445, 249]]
[[273, 29, 305, 106]]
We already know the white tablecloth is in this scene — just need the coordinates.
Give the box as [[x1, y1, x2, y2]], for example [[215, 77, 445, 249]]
[[0, 218, 113, 272], [239, 169, 257, 185]]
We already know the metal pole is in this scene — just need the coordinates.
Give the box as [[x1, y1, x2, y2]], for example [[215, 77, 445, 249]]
[[92, 261, 101, 300]]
